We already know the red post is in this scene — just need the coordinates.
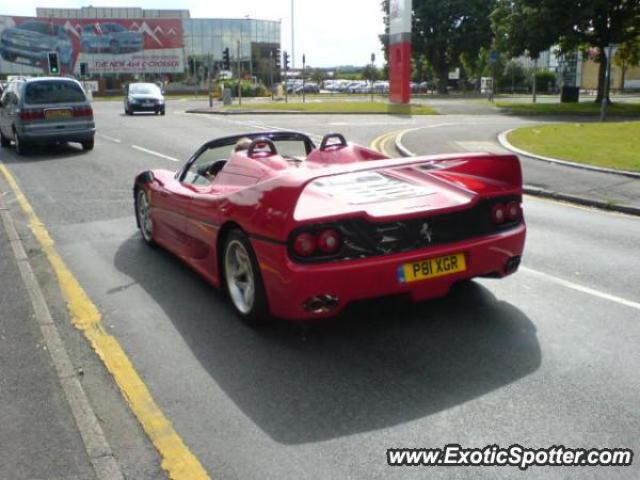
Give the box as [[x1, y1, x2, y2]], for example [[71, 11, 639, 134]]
[[388, 0, 412, 104]]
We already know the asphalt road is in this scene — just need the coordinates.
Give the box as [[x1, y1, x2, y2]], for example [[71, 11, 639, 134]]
[[1, 100, 639, 480]]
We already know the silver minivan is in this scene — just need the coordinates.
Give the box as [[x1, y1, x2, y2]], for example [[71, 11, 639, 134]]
[[0, 77, 95, 155]]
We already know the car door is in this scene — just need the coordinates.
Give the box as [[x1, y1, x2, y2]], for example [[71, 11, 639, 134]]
[[149, 174, 192, 256], [181, 145, 232, 257]]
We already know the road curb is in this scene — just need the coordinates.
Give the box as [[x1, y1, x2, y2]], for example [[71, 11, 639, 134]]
[[497, 129, 640, 180], [394, 130, 640, 217]]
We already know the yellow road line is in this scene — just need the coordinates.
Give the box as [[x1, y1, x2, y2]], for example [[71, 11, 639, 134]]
[[0, 164, 210, 480], [369, 130, 405, 156]]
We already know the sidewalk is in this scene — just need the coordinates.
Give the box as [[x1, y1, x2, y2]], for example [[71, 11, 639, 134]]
[[0, 204, 97, 479], [398, 128, 640, 215]]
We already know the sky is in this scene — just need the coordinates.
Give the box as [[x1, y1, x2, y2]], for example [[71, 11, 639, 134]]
[[1, 0, 387, 67]]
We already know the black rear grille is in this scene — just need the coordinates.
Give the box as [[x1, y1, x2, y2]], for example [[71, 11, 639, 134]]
[[289, 196, 521, 263]]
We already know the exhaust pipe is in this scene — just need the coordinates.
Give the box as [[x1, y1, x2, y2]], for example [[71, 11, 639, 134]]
[[303, 295, 339, 313]]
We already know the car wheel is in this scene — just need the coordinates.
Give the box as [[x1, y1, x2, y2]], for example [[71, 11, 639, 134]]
[[0, 130, 9, 148], [160, 109, 166, 116], [13, 130, 27, 156], [81, 138, 94, 151], [135, 189, 155, 246], [223, 230, 270, 326]]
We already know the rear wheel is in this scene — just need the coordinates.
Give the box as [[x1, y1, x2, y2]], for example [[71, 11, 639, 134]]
[[223, 230, 269, 326], [160, 108, 166, 116], [13, 130, 27, 156], [81, 138, 94, 151], [136, 189, 155, 245]]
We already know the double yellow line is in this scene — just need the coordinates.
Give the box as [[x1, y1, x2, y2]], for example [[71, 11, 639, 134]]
[[0, 164, 210, 480], [369, 129, 405, 157]]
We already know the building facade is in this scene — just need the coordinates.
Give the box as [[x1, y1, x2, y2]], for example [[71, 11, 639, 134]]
[[0, 6, 280, 86]]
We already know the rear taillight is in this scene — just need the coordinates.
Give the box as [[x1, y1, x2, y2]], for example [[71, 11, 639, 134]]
[[19, 108, 45, 121], [490, 203, 506, 224], [293, 232, 317, 257], [317, 229, 341, 254], [73, 106, 93, 117], [506, 201, 521, 221]]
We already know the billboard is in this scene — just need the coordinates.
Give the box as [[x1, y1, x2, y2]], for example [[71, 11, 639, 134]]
[[0, 15, 184, 75]]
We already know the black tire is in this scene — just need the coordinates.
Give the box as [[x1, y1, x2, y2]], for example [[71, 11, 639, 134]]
[[222, 230, 270, 326], [13, 130, 27, 156], [160, 109, 165, 116], [0, 130, 9, 148], [81, 138, 94, 151], [135, 189, 155, 246]]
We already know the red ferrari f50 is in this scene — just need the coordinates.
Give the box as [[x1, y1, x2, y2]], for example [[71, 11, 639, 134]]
[[133, 132, 526, 324]]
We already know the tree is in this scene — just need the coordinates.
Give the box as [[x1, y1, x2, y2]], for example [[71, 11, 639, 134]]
[[491, 0, 640, 103], [310, 68, 327, 86], [362, 64, 379, 82], [614, 37, 640, 90], [412, 0, 496, 93]]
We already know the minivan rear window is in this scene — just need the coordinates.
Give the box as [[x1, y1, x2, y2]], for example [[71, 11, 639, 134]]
[[25, 81, 87, 104]]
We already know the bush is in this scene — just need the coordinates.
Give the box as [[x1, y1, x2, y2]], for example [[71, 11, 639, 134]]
[[534, 71, 557, 93], [220, 80, 269, 97]]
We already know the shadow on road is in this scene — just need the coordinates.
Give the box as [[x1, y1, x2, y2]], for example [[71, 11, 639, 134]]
[[114, 233, 541, 445], [0, 142, 87, 163]]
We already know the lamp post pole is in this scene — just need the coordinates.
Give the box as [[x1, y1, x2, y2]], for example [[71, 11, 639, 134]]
[[237, 40, 242, 106], [291, 0, 295, 69], [370, 53, 375, 102]]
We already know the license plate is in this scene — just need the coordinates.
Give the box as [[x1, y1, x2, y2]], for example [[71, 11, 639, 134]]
[[45, 109, 72, 119], [398, 253, 466, 283], [143, 102, 153, 106]]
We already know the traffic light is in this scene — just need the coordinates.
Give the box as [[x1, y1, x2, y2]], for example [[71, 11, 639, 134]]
[[274, 48, 281, 70], [283, 51, 289, 71], [80, 62, 88, 77], [222, 47, 230, 70], [47, 51, 60, 75]]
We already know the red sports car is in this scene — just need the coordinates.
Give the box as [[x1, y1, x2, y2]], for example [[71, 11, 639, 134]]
[[133, 131, 526, 324]]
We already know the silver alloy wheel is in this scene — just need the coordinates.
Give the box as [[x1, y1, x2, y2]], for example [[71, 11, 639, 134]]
[[224, 239, 255, 314], [136, 190, 153, 242]]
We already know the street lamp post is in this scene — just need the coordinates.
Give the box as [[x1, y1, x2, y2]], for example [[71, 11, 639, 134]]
[[302, 53, 306, 104], [237, 40, 242, 106], [370, 53, 376, 102]]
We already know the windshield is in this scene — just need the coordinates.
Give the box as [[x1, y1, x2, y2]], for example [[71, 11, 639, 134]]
[[25, 81, 86, 104], [129, 84, 161, 95], [18, 21, 57, 35]]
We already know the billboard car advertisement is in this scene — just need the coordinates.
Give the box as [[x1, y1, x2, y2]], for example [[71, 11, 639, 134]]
[[0, 16, 183, 75]]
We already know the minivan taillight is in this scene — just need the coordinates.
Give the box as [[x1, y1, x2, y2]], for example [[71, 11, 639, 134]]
[[19, 108, 45, 121], [73, 106, 93, 117]]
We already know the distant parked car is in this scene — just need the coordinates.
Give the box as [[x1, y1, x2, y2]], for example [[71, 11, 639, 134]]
[[294, 82, 319, 94], [81, 23, 143, 54], [0, 20, 73, 71], [0, 77, 95, 155], [124, 82, 165, 115]]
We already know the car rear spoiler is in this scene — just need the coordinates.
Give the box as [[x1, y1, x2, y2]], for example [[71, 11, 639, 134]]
[[233, 153, 523, 238]]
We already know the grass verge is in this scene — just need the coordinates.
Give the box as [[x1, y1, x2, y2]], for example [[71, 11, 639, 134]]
[[507, 122, 640, 172], [223, 101, 437, 115], [496, 101, 640, 116]]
